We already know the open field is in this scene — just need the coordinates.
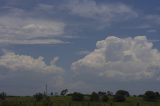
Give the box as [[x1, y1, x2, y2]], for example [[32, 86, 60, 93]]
[[0, 96, 160, 106]]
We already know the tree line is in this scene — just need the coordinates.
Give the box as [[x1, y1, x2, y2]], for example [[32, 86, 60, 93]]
[[0, 90, 160, 102], [33, 90, 160, 102]]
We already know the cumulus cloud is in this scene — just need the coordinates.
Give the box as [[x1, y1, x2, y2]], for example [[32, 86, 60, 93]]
[[67, 0, 138, 22], [72, 36, 160, 80], [0, 51, 64, 73]]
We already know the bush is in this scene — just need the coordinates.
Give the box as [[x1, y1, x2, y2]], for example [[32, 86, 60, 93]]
[[102, 95, 109, 102], [0, 92, 7, 100], [71, 92, 84, 101], [143, 91, 157, 102], [90, 92, 99, 101], [115, 90, 130, 97], [113, 94, 126, 102], [98, 91, 106, 96], [33, 93, 44, 101]]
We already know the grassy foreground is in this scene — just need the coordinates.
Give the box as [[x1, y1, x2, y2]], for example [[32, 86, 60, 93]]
[[0, 96, 160, 106]]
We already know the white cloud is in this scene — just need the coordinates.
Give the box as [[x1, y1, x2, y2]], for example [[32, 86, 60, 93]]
[[67, 0, 138, 22], [0, 39, 66, 45], [0, 4, 68, 45], [72, 36, 160, 80], [77, 50, 90, 55], [0, 51, 64, 73], [0, 16, 65, 44]]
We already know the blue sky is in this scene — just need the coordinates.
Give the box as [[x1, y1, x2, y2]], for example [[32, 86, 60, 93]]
[[0, 0, 160, 95]]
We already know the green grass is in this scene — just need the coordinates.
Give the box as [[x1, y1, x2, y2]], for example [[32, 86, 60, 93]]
[[0, 96, 160, 106]]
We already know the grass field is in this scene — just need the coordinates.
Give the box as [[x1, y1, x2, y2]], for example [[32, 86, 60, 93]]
[[0, 96, 160, 106]]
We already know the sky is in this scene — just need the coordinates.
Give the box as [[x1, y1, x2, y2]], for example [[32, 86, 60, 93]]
[[0, 0, 160, 95]]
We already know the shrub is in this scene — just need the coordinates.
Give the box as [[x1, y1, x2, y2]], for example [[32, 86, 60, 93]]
[[90, 92, 99, 101], [71, 92, 84, 101], [113, 94, 126, 102], [33, 93, 44, 101], [102, 95, 109, 102], [98, 91, 106, 96], [115, 90, 130, 97]]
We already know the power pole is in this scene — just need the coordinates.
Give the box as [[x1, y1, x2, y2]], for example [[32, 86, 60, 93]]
[[45, 84, 48, 96]]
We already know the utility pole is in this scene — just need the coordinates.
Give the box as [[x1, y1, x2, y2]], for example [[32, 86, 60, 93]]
[[45, 84, 48, 96]]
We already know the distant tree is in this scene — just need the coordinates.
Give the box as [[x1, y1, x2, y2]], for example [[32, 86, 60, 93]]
[[60, 89, 68, 96], [102, 95, 109, 102], [133, 95, 137, 97], [0, 92, 7, 100], [71, 92, 84, 101], [90, 92, 99, 101], [50, 92, 54, 96], [115, 90, 130, 97], [113, 94, 126, 102], [143, 91, 157, 102], [98, 91, 106, 96], [155, 92, 160, 97], [33, 93, 44, 101], [138, 95, 143, 97], [106, 91, 113, 96]]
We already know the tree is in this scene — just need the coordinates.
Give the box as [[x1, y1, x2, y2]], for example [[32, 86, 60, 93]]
[[102, 95, 109, 102], [143, 91, 157, 102], [50, 92, 54, 96], [98, 91, 106, 96], [71, 92, 84, 101], [115, 90, 130, 97], [33, 93, 44, 101], [106, 91, 113, 96], [60, 89, 68, 96], [113, 94, 126, 102], [0, 92, 7, 100], [155, 92, 160, 98], [90, 92, 99, 101]]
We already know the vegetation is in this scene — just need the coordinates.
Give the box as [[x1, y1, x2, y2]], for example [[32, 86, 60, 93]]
[[70, 92, 84, 101], [90, 92, 99, 101], [0, 92, 7, 100], [0, 90, 160, 106], [33, 92, 45, 101], [102, 95, 109, 102], [115, 90, 130, 97], [42, 96, 53, 106], [143, 91, 159, 102], [113, 94, 126, 102], [60, 89, 68, 96]]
